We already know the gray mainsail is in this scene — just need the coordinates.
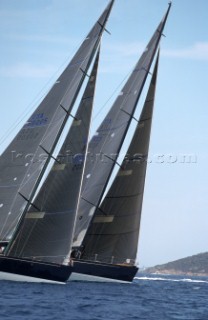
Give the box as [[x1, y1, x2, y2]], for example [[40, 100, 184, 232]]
[[81, 52, 160, 265], [0, 0, 114, 243], [7, 49, 101, 264], [72, 4, 171, 248]]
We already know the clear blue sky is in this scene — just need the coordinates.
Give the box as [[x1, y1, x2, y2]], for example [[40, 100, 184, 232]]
[[0, 0, 208, 267]]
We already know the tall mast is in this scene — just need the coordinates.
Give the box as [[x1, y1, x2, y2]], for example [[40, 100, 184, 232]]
[[82, 51, 160, 265], [0, 0, 115, 245], [72, 3, 171, 248], [7, 49, 101, 263]]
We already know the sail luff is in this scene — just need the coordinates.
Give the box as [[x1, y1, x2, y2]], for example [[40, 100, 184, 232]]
[[72, 4, 171, 248], [82, 51, 160, 265], [7, 48, 101, 264], [58, 0, 115, 113], [64, 47, 101, 264], [0, 0, 115, 244]]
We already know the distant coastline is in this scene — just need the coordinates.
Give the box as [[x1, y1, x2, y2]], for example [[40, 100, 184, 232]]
[[140, 252, 208, 277]]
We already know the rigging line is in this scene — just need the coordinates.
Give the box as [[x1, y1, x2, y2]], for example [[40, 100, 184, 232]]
[[35, 60, 91, 152], [0, 179, 29, 239], [80, 68, 90, 78], [17, 98, 75, 192], [2, 19, 107, 248], [121, 107, 153, 123], [88, 39, 160, 176], [18, 192, 41, 212], [39, 145, 61, 164], [60, 104, 79, 120], [6, 45, 101, 255], [38, 101, 94, 208], [89, 77, 140, 165], [99, 64, 152, 149], [82, 64, 152, 193], [97, 22, 111, 35], [15, 221, 46, 258], [81, 197, 108, 216], [69, 47, 101, 252], [0, 186, 27, 239], [18, 159, 47, 191], [120, 109, 139, 122], [87, 69, 151, 185], [0, 76, 57, 147], [21, 73, 94, 210], [92, 72, 131, 121], [37, 116, 65, 149], [92, 43, 157, 124], [5, 109, 72, 254], [0, 91, 48, 147], [103, 154, 124, 170], [0, 35, 91, 147], [17, 214, 41, 257]]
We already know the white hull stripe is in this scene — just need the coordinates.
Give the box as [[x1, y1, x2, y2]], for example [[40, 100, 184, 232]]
[[69, 272, 131, 283], [0, 271, 132, 284], [0, 271, 65, 284]]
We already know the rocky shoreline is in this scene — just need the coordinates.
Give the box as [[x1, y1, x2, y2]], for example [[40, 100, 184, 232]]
[[141, 252, 208, 277]]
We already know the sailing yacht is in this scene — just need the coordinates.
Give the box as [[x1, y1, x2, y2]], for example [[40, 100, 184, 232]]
[[0, 1, 171, 283], [0, 0, 114, 284]]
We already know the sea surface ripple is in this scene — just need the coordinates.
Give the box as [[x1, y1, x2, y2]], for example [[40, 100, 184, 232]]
[[0, 274, 208, 320]]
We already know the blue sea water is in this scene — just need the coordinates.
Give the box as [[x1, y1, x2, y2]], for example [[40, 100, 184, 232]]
[[0, 274, 208, 320]]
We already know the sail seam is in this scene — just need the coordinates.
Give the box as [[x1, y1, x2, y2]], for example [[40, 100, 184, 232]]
[[87, 228, 140, 236], [105, 192, 143, 199]]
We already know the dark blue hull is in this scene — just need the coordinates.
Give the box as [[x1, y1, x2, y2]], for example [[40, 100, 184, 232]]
[[0, 256, 137, 283], [72, 259, 138, 282], [0, 256, 72, 283]]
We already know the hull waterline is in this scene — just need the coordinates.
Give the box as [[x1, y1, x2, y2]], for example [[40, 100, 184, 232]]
[[69, 259, 138, 283], [0, 256, 137, 284], [0, 256, 72, 284]]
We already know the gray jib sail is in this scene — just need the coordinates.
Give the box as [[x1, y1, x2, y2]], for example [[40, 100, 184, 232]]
[[0, 0, 114, 242], [81, 52, 160, 265], [72, 4, 171, 247], [7, 49, 101, 264]]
